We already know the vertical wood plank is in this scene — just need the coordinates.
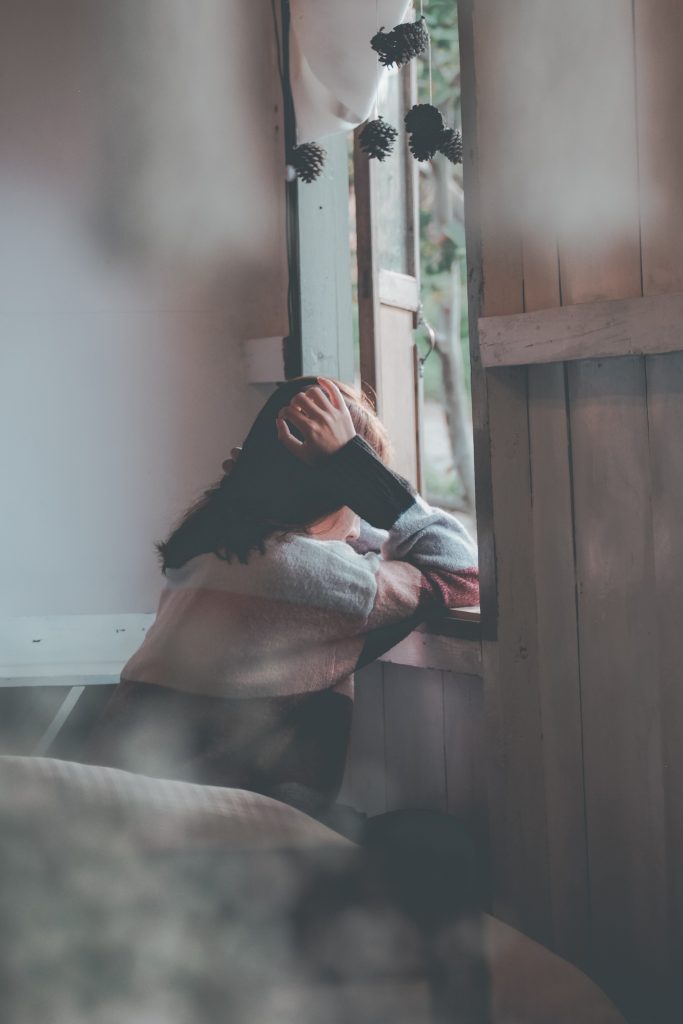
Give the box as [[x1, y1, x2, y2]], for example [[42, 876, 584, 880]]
[[527, 361, 588, 966], [483, 367, 551, 942], [555, 0, 670, 991], [553, 2, 643, 307], [644, 354, 683, 975], [443, 671, 486, 829], [462, 0, 552, 944], [383, 664, 447, 812], [376, 304, 419, 486], [568, 358, 668, 983], [635, 0, 683, 976], [523, 231, 589, 964], [297, 133, 354, 382], [338, 663, 387, 816]]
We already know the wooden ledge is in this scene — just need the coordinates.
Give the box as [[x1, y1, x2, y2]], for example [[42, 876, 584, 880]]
[[380, 608, 482, 676], [478, 289, 683, 368]]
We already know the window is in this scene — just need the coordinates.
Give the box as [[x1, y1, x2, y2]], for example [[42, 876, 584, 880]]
[[348, 9, 476, 543]]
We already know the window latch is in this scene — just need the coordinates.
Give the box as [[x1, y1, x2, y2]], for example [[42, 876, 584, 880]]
[[415, 306, 437, 378]]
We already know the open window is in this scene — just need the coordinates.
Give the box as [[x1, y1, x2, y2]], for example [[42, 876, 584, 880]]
[[282, 2, 479, 635], [350, 14, 475, 533], [347, 13, 478, 634]]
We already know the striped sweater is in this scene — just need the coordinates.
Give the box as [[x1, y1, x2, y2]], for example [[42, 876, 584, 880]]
[[84, 435, 478, 816]]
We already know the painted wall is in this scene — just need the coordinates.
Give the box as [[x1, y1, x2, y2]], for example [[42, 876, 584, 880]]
[[0, 0, 288, 618]]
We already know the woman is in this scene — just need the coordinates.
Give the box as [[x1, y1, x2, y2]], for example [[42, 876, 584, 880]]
[[83, 375, 479, 823]]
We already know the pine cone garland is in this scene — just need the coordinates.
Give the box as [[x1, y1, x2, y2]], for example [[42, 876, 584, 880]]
[[290, 142, 326, 183], [371, 17, 429, 68], [359, 117, 399, 161], [439, 127, 463, 165]]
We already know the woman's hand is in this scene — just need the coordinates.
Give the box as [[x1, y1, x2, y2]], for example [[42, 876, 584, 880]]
[[276, 377, 356, 465]]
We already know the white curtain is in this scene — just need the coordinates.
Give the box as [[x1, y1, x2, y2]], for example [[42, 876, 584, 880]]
[[290, 0, 412, 142]]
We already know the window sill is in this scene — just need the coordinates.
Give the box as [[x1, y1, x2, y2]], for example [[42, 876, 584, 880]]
[[423, 605, 481, 641], [379, 607, 482, 676]]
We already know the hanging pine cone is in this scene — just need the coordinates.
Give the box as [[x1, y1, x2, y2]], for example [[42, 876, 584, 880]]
[[289, 142, 326, 183], [359, 116, 399, 161], [404, 103, 444, 135], [408, 132, 439, 162], [405, 103, 446, 162], [390, 17, 429, 66], [370, 25, 396, 67], [439, 127, 463, 165], [371, 17, 429, 68]]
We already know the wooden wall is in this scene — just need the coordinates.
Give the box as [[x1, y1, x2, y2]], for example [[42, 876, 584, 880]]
[[340, 662, 487, 838], [458, 0, 683, 1016]]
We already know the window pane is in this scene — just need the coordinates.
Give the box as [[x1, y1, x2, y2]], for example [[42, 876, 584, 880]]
[[374, 68, 410, 274]]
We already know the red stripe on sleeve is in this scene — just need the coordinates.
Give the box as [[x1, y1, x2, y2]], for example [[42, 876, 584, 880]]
[[418, 567, 480, 609]]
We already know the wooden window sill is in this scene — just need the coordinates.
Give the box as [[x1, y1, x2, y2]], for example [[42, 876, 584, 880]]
[[379, 607, 482, 676], [422, 605, 481, 640]]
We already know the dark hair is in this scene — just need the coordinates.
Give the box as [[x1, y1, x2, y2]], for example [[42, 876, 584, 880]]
[[156, 376, 392, 571]]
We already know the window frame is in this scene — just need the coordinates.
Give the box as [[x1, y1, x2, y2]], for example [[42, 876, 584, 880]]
[[285, 9, 481, 640]]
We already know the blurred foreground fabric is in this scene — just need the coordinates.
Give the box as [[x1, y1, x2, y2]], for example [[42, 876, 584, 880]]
[[0, 757, 624, 1024]]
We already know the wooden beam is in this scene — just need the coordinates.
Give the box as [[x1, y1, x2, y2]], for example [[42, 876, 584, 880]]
[[479, 289, 683, 368]]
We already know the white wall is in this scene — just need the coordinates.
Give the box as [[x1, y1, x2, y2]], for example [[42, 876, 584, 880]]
[[0, 0, 288, 620]]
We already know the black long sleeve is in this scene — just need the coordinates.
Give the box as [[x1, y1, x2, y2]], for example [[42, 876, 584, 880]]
[[316, 434, 417, 530]]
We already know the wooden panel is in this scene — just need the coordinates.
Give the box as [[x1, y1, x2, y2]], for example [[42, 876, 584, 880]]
[[557, 0, 670, 994], [527, 362, 588, 965], [463, 0, 552, 945], [296, 133, 355, 382], [483, 368, 551, 941], [443, 672, 487, 829], [635, 0, 683, 978], [376, 303, 419, 486], [479, 290, 683, 368], [524, 233, 588, 964], [338, 662, 386, 816], [569, 359, 668, 983], [380, 631, 481, 676], [383, 665, 447, 812], [644, 355, 683, 973]]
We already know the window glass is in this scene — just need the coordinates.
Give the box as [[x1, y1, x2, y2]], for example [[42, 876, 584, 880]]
[[374, 69, 411, 275]]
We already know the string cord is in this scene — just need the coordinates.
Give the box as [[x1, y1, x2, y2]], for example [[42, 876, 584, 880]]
[[418, 0, 433, 104], [374, 0, 380, 119]]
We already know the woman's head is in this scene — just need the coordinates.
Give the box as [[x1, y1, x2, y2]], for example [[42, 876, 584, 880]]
[[157, 376, 391, 570]]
